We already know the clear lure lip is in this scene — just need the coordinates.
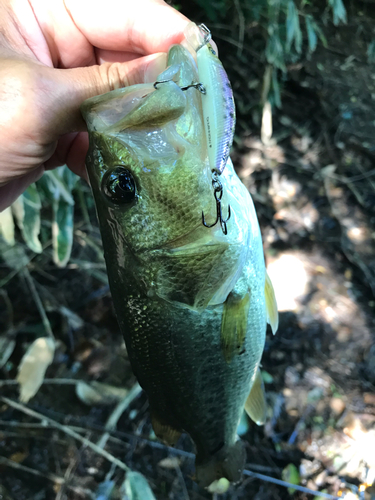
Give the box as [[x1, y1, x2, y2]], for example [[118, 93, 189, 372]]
[[184, 22, 236, 176]]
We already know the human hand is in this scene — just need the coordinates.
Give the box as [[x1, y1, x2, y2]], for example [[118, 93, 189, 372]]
[[0, 0, 189, 210]]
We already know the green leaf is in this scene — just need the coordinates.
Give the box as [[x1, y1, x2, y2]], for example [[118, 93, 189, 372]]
[[286, 1, 297, 50], [12, 184, 42, 253], [271, 68, 282, 108], [282, 463, 300, 494], [0, 207, 15, 246], [43, 168, 75, 204], [314, 22, 328, 48], [122, 471, 156, 500], [328, 0, 347, 26], [368, 40, 375, 64], [266, 32, 286, 71], [51, 167, 78, 267], [52, 197, 74, 267], [305, 15, 318, 53]]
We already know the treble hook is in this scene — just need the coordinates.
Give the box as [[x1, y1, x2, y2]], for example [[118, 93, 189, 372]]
[[180, 82, 206, 94], [202, 171, 231, 235], [154, 79, 206, 94]]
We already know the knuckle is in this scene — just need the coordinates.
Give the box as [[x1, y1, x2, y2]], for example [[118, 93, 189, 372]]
[[98, 62, 131, 91]]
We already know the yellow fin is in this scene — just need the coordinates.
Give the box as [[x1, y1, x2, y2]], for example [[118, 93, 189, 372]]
[[244, 368, 267, 425], [221, 291, 251, 363], [151, 414, 181, 446], [265, 270, 278, 335]]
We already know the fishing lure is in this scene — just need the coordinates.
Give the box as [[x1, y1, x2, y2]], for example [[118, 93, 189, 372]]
[[152, 23, 234, 235], [184, 23, 236, 176]]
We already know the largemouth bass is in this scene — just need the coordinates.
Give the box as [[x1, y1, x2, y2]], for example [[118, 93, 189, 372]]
[[81, 40, 278, 489]]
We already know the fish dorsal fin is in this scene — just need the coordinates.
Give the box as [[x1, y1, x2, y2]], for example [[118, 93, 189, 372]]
[[244, 368, 267, 425], [265, 270, 278, 335], [221, 290, 251, 363]]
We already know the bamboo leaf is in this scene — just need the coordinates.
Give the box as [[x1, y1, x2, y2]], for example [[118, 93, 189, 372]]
[[305, 15, 318, 54], [16, 337, 55, 403], [271, 68, 282, 108], [328, 0, 347, 26], [123, 471, 157, 500], [52, 197, 75, 267], [0, 207, 15, 246], [368, 40, 375, 64], [0, 334, 16, 369], [286, 1, 297, 50], [43, 169, 75, 204], [266, 33, 286, 71], [76, 381, 129, 406], [50, 166, 78, 267], [12, 184, 42, 253]]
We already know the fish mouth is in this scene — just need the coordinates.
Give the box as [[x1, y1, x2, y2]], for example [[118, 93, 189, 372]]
[[143, 222, 230, 256]]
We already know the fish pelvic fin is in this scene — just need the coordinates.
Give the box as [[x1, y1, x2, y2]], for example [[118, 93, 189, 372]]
[[244, 368, 267, 425], [196, 440, 245, 488], [220, 291, 251, 363], [265, 270, 279, 335], [151, 413, 181, 446]]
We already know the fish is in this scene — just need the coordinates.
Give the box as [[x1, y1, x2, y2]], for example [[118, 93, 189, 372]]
[[81, 41, 278, 490]]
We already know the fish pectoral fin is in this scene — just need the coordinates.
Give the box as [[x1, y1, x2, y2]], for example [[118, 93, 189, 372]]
[[221, 291, 251, 363], [265, 270, 278, 335], [244, 368, 267, 426], [151, 413, 181, 446]]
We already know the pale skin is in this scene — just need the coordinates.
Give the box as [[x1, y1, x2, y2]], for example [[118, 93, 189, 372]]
[[0, 0, 189, 210]]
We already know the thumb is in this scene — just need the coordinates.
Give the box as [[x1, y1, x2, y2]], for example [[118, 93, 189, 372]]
[[39, 52, 167, 140]]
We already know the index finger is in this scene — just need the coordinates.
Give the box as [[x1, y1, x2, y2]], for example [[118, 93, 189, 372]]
[[65, 0, 190, 55]]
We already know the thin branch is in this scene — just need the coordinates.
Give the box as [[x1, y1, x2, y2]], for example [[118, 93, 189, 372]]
[[22, 267, 54, 339], [243, 470, 339, 499], [0, 396, 130, 472], [0, 456, 65, 484], [96, 383, 142, 449], [0, 378, 79, 387], [233, 0, 245, 57], [0, 405, 337, 497]]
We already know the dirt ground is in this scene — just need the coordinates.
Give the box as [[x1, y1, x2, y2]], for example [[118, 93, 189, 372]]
[[1, 3, 375, 500]]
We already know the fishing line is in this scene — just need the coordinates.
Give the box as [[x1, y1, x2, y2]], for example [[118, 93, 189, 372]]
[[243, 470, 339, 499]]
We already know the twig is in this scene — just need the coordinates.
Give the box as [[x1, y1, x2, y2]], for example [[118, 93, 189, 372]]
[[0, 455, 65, 484], [233, 0, 245, 57], [96, 383, 142, 449], [2, 407, 333, 497], [243, 470, 339, 499], [55, 455, 78, 500], [0, 396, 130, 472], [22, 267, 54, 339], [0, 378, 80, 387]]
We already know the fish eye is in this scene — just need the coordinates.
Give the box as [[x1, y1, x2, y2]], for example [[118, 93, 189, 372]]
[[102, 167, 137, 205]]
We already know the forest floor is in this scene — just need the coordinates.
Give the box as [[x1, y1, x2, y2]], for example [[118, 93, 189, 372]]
[[1, 4, 375, 500]]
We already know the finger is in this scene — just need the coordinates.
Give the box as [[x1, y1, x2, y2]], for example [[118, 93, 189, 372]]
[[95, 49, 142, 64], [64, 0, 189, 54], [37, 52, 167, 140]]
